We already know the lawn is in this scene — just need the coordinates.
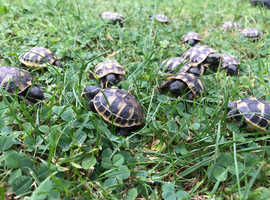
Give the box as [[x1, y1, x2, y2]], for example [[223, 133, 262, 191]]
[[0, 0, 270, 199]]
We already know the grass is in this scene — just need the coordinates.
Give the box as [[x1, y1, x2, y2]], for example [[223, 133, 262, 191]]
[[0, 0, 270, 199]]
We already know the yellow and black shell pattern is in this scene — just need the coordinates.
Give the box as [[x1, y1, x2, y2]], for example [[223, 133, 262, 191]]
[[95, 60, 125, 79], [234, 97, 270, 131], [182, 32, 202, 43], [161, 57, 184, 73], [0, 66, 33, 94], [161, 72, 204, 98], [19, 47, 58, 67], [219, 53, 240, 69], [182, 45, 216, 67], [92, 88, 144, 127], [178, 63, 205, 76]]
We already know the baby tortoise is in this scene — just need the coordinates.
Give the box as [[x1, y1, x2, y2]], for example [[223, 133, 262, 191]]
[[222, 21, 241, 31], [84, 86, 144, 136], [0, 66, 44, 102], [251, 0, 270, 9], [181, 45, 221, 74], [219, 53, 240, 75], [19, 47, 62, 68], [177, 63, 205, 77], [150, 14, 170, 24], [160, 72, 204, 100], [161, 57, 203, 77], [241, 28, 263, 39], [182, 32, 202, 46], [228, 97, 270, 132], [161, 57, 184, 73], [100, 11, 125, 25], [94, 60, 125, 88]]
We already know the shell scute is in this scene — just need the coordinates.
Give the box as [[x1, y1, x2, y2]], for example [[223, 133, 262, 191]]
[[93, 88, 144, 127], [0, 66, 32, 94], [95, 60, 125, 78], [19, 47, 58, 67], [182, 32, 202, 42]]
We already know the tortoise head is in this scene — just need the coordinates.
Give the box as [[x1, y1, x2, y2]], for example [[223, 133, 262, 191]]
[[227, 101, 239, 119], [83, 85, 101, 100], [54, 60, 63, 68], [27, 86, 44, 102], [188, 39, 199, 46], [169, 80, 187, 95], [206, 53, 221, 64], [226, 64, 238, 76]]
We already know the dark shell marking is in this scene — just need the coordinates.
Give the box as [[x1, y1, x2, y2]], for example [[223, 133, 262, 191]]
[[241, 28, 263, 38], [19, 47, 58, 67], [182, 45, 216, 66], [161, 72, 204, 98], [92, 88, 144, 127], [234, 97, 270, 131], [182, 32, 202, 42], [0, 66, 32, 94], [219, 53, 240, 69], [95, 60, 125, 78]]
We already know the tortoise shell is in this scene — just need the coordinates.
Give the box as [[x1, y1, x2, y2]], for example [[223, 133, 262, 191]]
[[19, 47, 59, 67], [95, 60, 125, 79], [182, 45, 216, 67], [231, 97, 270, 131], [92, 88, 144, 127], [251, 0, 270, 9], [151, 14, 170, 23], [241, 28, 263, 38], [100, 11, 124, 23], [161, 57, 184, 73], [0, 66, 33, 94], [177, 63, 205, 76], [160, 72, 204, 98], [182, 32, 202, 43], [222, 21, 241, 31], [219, 53, 240, 69]]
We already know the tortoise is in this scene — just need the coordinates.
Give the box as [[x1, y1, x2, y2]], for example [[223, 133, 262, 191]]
[[161, 57, 203, 77], [182, 32, 202, 46], [241, 28, 263, 39], [227, 97, 270, 132], [83, 86, 144, 136], [159, 72, 204, 99], [219, 53, 240, 75], [177, 62, 205, 77], [94, 60, 125, 88], [0, 66, 44, 102], [251, 0, 270, 9], [221, 21, 241, 31], [161, 57, 185, 73], [19, 47, 62, 68], [100, 11, 124, 25], [181, 45, 221, 74], [150, 14, 170, 24]]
